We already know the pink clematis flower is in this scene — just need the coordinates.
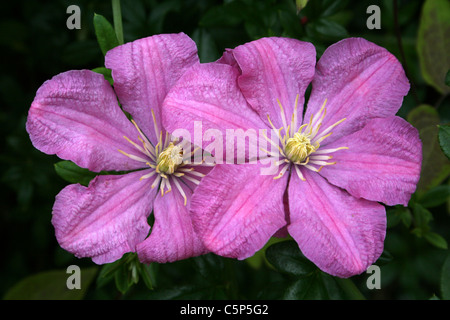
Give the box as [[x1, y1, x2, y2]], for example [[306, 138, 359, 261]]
[[162, 37, 422, 278], [26, 33, 210, 264]]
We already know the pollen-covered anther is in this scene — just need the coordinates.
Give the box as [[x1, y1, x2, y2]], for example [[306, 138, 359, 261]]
[[284, 132, 317, 163], [156, 142, 183, 174], [117, 108, 206, 206], [264, 97, 348, 180]]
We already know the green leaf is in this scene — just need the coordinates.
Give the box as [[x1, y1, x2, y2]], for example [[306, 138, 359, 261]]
[[424, 232, 448, 250], [418, 185, 450, 208], [306, 18, 348, 42], [191, 28, 220, 63], [407, 105, 450, 194], [92, 67, 113, 85], [192, 253, 225, 283], [114, 263, 133, 294], [296, 0, 310, 13], [138, 263, 155, 291], [441, 253, 450, 299], [147, 284, 228, 300], [438, 124, 450, 159], [446, 70, 450, 87], [245, 236, 286, 269], [375, 250, 394, 266], [54, 160, 98, 186], [387, 206, 412, 228], [282, 271, 348, 300], [199, 1, 244, 28], [265, 240, 317, 277], [412, 202, 433, 232], [417, 0, 450, 94], [283, 274, 326, 299], [3, 267, 98, 300], [93, 13, 120, 56]]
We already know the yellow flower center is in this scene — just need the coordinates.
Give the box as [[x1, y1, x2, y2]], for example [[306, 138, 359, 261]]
[[284, 132, 317, 163], [262, 96, 348, 181], [118, 109, 212, 206], [156, 142, 183, 174]]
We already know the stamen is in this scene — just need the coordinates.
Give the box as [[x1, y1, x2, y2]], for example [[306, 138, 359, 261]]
[[151, 175, 161, 189], [273, 163, 289, 180], [296, 123, 308, 135], [308, 160, 337, 166], [276, 99, 289, 137], [313, 147, 348, 154], [311, 108, 326, 138], [130, 119, 155, 152], [123, 135, 145, 154], [259, 147, 281, 158], [310, 99, 327, 130], [151, 109, 160, 145], [173, 172, 185, 177], [163, 131, 170, 149], [262, 130, 285, 157], [172, 177, 187, 206], [145, 162, 156, 169], [312, 118, 346, 144], [160, 177, 167, 196], [140, 170, 156, 181], [183, 170, 205, 178], [290, 94, 300, 137], [313, 132, 333, 145], [164, 178, 172, 194], [117, 149, 149, 163], [303, 164, 323, 172], [138, 136, 156, 160], [266, 114, 278, 132], [294, 165, 306, 181], [182, 175, 201, 185], [309, 155, 333, 161], [259, 96, 350, 178]]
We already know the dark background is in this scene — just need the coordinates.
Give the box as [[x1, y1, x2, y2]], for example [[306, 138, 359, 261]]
[[1, 0, 449, 300]]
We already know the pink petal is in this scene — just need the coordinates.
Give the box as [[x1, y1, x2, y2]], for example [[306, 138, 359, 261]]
[[288, 169, 386, 278], [229, 37, 316, 128], [105, 33, 199, 145], [189, 163, 288, 259], [318, 116, 422, 206], [26, 70, 149, 172], [52, 170, 157, 264], [305, 38, 410, 144], [162, 63, 267, 162], [137, 177, 208, 263]]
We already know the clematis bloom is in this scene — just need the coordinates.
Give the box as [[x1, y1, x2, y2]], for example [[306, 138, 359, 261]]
[[162, 37, 422, 278], [26, 33, 210, 264]]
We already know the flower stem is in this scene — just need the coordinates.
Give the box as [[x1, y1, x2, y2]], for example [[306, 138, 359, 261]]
[[112, 0, 124, 45]]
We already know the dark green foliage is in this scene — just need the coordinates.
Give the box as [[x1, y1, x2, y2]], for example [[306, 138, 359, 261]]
[[1, 0, 450, 301]]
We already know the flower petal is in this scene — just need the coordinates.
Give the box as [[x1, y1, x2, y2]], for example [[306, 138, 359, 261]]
[[288, 169, 386, 278], [137, 176, 208, 263], [189, 163, 288, 259], [305, 37, 410, 144], [228, 37, 316, 128], [318, 116, 422, 206], [162, 63, 267, 162], [105, 33, 199, 144], [52, 170, 157, 264], [26, 70, 149, 172]]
